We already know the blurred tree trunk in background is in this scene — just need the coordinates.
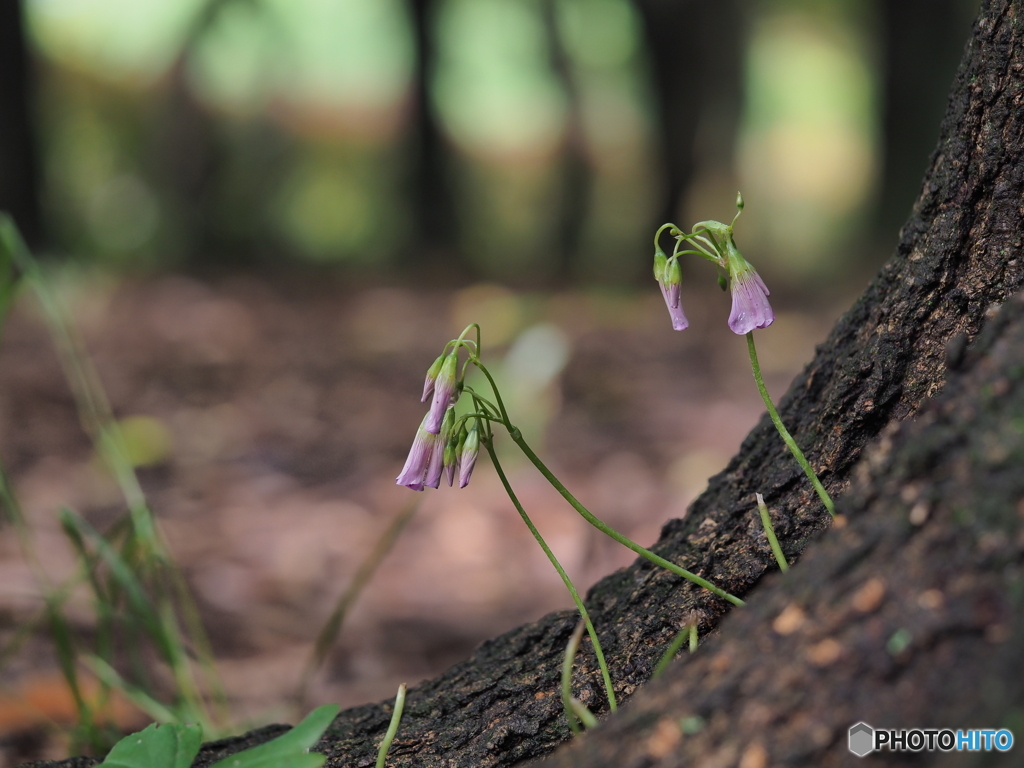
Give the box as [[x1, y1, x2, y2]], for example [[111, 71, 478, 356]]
[[0, 0, 42, 246], [633, 0, 744, 227], [876, 0, 979, 245], [406, 0, 460, 274]]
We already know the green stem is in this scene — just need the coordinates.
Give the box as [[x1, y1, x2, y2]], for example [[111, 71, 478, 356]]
[[510, 433, 744, 607], [473, 361, 742, 606], [745, 333, 835, 517], [755, 493, 789, 573], [652, 622, 693, 680], [375, 683, 407, 768], [484, 440, 617, 712], [561, 621, 586, 733]]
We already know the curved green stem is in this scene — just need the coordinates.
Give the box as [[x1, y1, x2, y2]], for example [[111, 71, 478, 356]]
[[653, 222, 676, 251], [484, 439, 617, 712], [746, 332, 835, 517], [510, 433, 744, 607], [473, 360, 743, 607]]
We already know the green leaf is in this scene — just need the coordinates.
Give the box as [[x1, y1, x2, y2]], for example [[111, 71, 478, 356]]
[[98, 722, 202, 768], [209, 704, 339, 768]]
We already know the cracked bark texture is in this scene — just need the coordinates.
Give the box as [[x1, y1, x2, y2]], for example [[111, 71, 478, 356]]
[[19, 0, 1024, 766], [539, 288, 1024, 768]]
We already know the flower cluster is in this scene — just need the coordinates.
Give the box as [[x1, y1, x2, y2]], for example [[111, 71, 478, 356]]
[[653, 195, 774, 336], [396, 348, 480, 491]]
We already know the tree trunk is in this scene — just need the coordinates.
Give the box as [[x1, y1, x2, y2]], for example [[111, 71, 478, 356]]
[[539, 290, 1024, 768], [19, 0, 1024, 766], [875, 0, 979, 246], [0, 0, 42, 246]]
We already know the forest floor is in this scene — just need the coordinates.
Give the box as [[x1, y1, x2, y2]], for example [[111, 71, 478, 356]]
[[0, 270, 848, 765]]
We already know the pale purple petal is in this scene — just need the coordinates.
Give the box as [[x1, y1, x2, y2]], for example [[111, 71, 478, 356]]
[[425, 355, 458, 433], [728, 270, 774, 335], [659, 281, 689, 331], [421, 377, 435, 403], [458, 448, 478, 488], [396, 424, 436, 490], [459, 429, 480, 488], [424, 429, 446, 488]]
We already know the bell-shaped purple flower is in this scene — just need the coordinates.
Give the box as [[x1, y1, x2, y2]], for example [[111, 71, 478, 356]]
[[459, 425, 480, 489], [727, 267, 773, 335], [425, 353, 458, 434], [396, 414, 439, 491]]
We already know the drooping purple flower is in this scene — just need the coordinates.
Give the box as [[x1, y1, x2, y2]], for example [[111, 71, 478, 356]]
[[396, 414, 439, 491], [654, 252, 688, 331], [425, 353, 458, 433], [459, 426, 480, 489], [423, 428, 446, 488], [727, 267, 774, 335]]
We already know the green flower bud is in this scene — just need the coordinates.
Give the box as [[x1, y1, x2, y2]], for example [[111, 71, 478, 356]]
[[653, 245, 668, 282]]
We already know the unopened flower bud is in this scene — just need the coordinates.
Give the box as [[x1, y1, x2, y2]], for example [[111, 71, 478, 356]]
[[425, 353, 459, 433], [735, 191, 744, 211], [441, 410, 459, 486], [655, 256, 688, 331], [421, 354, 445, 402], [653, 245, 667, 282], [459, 425, 480, 488]]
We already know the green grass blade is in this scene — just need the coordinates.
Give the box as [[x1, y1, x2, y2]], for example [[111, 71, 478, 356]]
[[561, 621, 586, 733], [299, 499, 418, 707], [58, 509, 171, 661], [85, 656, 180, 724], [375, 685, 406, 768]]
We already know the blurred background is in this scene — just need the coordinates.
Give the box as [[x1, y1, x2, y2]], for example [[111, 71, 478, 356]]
[[0, 0, 980, 763]]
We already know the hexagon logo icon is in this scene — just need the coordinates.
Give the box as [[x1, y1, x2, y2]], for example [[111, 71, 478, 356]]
[[849, 722, 874, 757]]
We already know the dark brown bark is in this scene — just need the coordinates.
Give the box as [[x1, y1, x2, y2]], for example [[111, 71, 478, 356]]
[[539, 288, 1024, 768], [19, 0, 1024, 766]]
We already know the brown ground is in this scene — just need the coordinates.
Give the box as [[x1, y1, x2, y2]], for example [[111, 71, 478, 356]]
[[0, 270, 843, 765]]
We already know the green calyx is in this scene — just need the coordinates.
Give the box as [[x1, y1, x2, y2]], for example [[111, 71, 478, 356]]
[[653, 245, 668, 282]]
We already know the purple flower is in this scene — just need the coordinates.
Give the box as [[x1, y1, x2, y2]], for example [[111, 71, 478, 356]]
[[396, 414, 439, 491], [423, 427, 446, 488], [425, 353, 458, 433], [459, 426, 480, 488], [655, 253, 688, 331], [727, 268, 774, 335]]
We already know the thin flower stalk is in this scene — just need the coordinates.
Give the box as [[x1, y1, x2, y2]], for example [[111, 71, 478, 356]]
[[747, 334, 835, 517], [472, 361, 744, 607], [484, 435, 618, 712]]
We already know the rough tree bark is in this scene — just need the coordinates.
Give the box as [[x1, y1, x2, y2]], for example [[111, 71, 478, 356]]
[[539, 289, 1024, 768], [21, 0, 1024, 766]]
